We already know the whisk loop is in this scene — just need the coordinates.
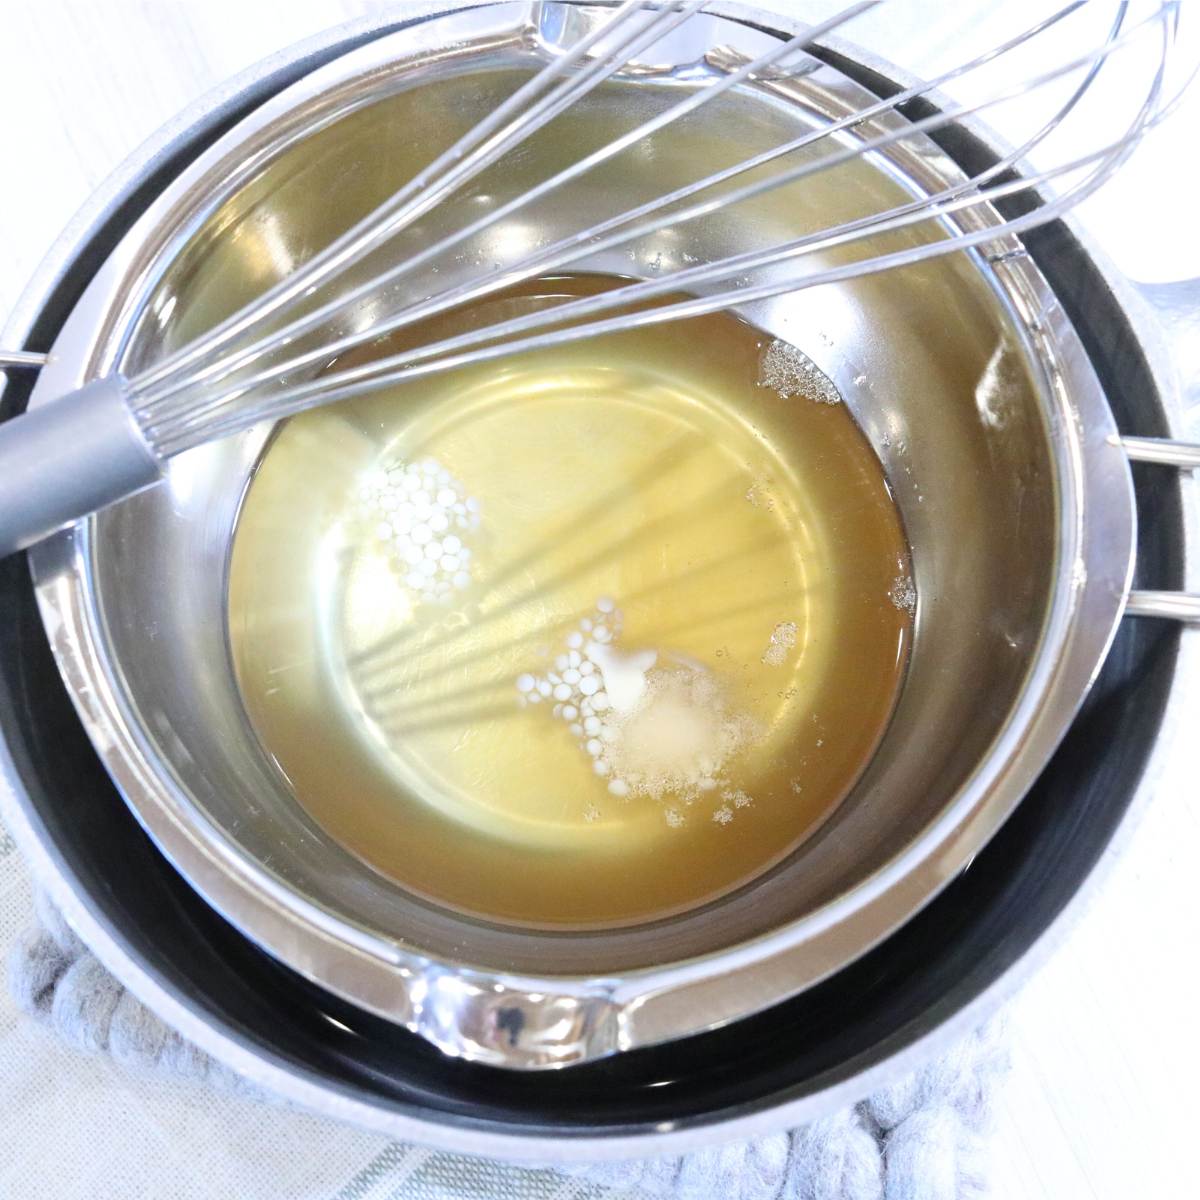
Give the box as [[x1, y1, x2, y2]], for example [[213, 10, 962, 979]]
[[131, 0, 689, 396], [0, 0, 1186, 555], [134, 0, 878, 419]]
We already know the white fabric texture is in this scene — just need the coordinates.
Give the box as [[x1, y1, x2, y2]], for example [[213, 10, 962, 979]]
[[3, 848, 1010, 1200]]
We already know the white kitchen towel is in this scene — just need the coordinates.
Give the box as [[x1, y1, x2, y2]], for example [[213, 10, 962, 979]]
[[6, 869, 1009, 1200]]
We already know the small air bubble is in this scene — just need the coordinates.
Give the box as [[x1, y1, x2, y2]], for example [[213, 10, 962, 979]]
[[762, 621, 798, 666]]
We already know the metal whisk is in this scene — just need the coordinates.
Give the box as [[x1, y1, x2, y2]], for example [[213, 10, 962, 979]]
[[0, 0, 1186, 557]]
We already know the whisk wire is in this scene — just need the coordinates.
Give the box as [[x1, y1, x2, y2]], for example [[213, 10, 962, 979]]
[[182, 28, 1173, 451], [136, 0, 877, 419], [132, 0, 678, 399], [148, 2, 1173, 453], [138, 0, 1091, 428], [182, 119, 1151, 451]]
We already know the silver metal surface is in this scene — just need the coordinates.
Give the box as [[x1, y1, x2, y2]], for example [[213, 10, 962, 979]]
[[0, 375, 159, 557], [0, 0, 1194, 1157], [1125, 589, 1200, 621], [0, 349, 47, 368], [136, 3, 1105, 446], [14, 0, 1169, 1071], [1121, 435, 1200, 467]]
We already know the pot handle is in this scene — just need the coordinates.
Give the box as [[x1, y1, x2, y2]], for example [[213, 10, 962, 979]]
[[0, 350, 47, 369], [1120, 436, 1200, 470], [1124, 590, 1200, 621], [1120, 278, 1200, 624], [1113, 435, 1200, 623]]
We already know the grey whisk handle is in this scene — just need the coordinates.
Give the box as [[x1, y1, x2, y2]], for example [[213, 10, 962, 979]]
[[0, 375, 161, 558]]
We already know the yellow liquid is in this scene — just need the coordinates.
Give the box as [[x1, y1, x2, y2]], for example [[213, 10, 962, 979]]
[[227, 275, 911, 928]]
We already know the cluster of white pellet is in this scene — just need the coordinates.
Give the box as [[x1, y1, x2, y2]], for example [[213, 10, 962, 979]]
[[711, 788, 752, 826], [515, 601, 760, 827], [358, 458, 480, 605], [758, 338, 842, 405], [514, 599, 632, 799]]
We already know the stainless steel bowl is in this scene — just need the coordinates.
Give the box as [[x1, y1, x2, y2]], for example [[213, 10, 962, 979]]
[[13, 1, 1195, 1070]]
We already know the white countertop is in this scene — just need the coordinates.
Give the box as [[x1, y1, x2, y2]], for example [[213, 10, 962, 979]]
[[1, 3, 1197, 1197]]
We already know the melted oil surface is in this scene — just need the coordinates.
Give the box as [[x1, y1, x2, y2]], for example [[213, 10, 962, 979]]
[[227, 275, 912, 928]]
